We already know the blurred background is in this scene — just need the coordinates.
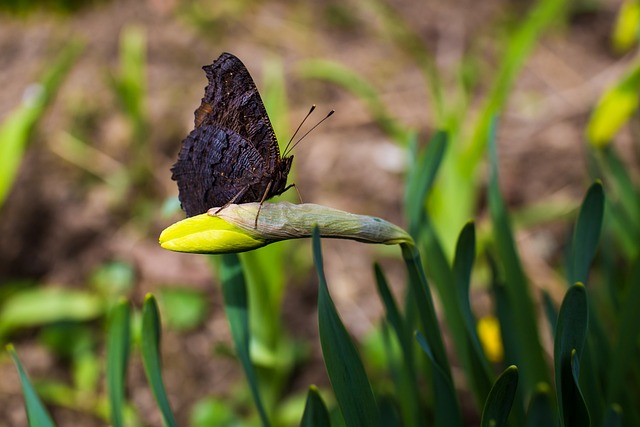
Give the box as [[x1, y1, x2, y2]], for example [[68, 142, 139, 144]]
[[0, 0, 636, 425]]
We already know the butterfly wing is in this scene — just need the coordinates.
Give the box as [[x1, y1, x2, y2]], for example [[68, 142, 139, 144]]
[[171, 125, 268, 217], [194, 52, 281, 171]]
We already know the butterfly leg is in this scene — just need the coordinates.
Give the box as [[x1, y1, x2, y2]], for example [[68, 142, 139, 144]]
[[252, 182, 302, 228], [282, 183, 303, 204], [214, 186, 250, 214], [254, 181, 274, 228]]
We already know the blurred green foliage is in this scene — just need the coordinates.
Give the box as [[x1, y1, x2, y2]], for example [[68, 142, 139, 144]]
[[4, 0, 640, 425], [0, 41, 83, 209], [0, 0, 108, 15]]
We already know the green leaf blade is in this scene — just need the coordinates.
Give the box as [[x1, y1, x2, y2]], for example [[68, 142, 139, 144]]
[[8, 344, 57, 427], [313, 228, 380, 427], [106, 299, 131, 427], [0, 40, 83, 208], [140, 295, 177, 427], [526, 383, 557, 427], [405, 130, 448, 240], [554, 284, 590, 427], [453, 222, 493, 405], [373, 264, 420, 426], [301, 386, 331, 427], [480, 365, 519, 427], [401, 242, 462, 427], [488, 118, 548, 391], [570, 181, 605, 285], [218, 253, 271, 427], [415, 331, 463, 427]]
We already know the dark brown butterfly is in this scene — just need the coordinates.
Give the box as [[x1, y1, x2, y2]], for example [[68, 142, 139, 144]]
[[171, 52, 294, 217]]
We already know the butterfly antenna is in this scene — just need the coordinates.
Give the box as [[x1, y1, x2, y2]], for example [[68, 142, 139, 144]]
[[283, 109, 335, 157], [283, 105, 316, 156]]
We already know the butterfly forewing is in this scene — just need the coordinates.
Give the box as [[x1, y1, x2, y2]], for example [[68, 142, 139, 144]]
[[172, 52, 293, 217], [195, 53, 281, 169]]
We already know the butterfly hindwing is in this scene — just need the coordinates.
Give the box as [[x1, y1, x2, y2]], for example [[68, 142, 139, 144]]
[[171, 125, 267, 217]]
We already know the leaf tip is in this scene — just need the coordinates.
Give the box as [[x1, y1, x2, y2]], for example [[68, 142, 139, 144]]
[[534, 381, 551, 394]]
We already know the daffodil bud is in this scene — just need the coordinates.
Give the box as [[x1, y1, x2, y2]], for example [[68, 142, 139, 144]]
[[159, 212, 267, 254], [159, 202, 413, 254]]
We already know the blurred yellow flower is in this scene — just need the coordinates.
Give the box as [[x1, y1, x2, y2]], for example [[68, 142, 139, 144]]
[[586, 62, 640, 147], [477, 315, 504, 363], [612, 0, 640, 53]]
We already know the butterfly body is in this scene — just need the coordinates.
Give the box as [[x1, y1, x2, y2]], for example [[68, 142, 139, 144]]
[[171, 52, 293, 217]]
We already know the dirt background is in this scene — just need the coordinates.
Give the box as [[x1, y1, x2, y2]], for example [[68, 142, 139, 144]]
[[0, 0, 634, 425]]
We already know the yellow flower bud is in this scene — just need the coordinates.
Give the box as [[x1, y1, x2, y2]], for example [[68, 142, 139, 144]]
[[159, 212, 267, 254]]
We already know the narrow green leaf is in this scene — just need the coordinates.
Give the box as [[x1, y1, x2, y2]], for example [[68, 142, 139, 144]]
[[453, 221, 475, 305], [401, 243, 462, 427], [301, 386, 331, 427], [554, 284, 590, 427], [140, 294, 177, 427], [570, 351, 590, 426], [404, 131, 448, 240], [218, 253, 271, 427], [579, 338, 606, 424], [596, 147, 640, 258], [106, 299, 131, 427], [488, 118, 548, 390], [453, 221, 493, 404], [487, 248, 528, 426], [7, 344, 57, 427], [0, 288, 104, 339], [600, 146, 640, 225], [570, 182, 604, 285], [374, 264, 408, 352], [378, 395, 403, 427], [418, 216, 487, 416], [240, 248, 288, 367], [415, 331, 463, 427], [313, 228, 380, 427], [373, 264, 420, 426], [480, 365, 519, 427], [428, 0, 566, 269], [466, 0, 567, 167], [608, 260, 640, 408], [604, 196, 640, 259], [0, 40, 83, 207], [526, 383, 557, 427], [297, 59, 412, 145], [542, 291, 558, 337], [400, 244, 450, 378]]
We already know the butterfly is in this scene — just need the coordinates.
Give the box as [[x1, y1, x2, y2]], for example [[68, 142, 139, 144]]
[[171, 52, 294, 218]]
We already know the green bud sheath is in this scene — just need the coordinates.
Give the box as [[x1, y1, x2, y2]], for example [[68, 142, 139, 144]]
[[160, 202, 413, 254]]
